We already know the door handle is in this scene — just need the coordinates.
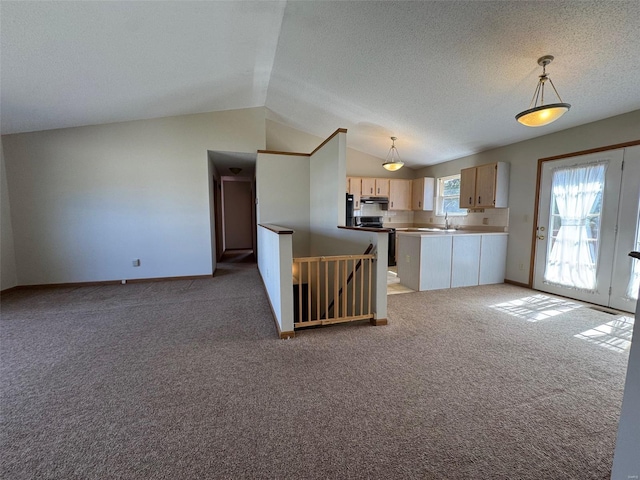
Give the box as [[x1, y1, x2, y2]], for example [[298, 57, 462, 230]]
[[537, 235, 545, 240]]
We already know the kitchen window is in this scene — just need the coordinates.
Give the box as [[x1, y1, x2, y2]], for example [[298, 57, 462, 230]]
[[436, 174, 467, 216]]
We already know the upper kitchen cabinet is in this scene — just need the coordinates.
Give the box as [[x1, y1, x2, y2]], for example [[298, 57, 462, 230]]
[[412, 177, 434, 211], [347, 177, 362, 210], [375, 178, 390, 197], [389, 179, 412, 210], [459, 162, 510, 208], [358, 177, 391, 196], [361, 178, 376, 195]]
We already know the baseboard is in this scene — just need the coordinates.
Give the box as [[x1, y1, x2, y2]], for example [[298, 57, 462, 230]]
[[257, 269, 295, 339], [370, 317, 388, 326], [2, 274, 212, 291], [504, 279, 530, 289], [0, 285, 20, 295]]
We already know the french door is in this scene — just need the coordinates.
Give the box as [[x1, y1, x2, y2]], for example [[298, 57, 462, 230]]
[[533, 146, 640, 313]]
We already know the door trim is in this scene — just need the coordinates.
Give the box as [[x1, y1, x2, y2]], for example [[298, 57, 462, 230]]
[[529, 139, 640, 287]]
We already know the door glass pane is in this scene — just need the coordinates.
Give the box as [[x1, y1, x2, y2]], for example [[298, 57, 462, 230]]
[[627, 203, 640, 300], [543, 162, 607, 291]]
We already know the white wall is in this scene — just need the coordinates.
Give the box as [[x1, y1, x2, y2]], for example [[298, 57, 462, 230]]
[[2, 108, 265, 285], [255, 152, 310, 256], [308, 131, 388, 320], [415, 110, 640, 285], [612, 294, 640, 478], [1, 139, 18, 290], [257, 226, 294, 334], [310, 132, 347, 254]]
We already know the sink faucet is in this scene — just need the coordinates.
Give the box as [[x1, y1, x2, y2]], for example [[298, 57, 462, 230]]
[[444, 212, 450, 230]]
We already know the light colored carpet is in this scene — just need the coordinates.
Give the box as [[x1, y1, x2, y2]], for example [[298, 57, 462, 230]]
[[0, 263, 630, 479]]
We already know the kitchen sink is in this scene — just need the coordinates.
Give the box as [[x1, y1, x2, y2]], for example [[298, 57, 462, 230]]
[[403, 227, 457, 233]]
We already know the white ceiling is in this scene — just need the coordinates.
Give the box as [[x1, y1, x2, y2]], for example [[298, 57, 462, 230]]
[[2, 1, 640, 167]]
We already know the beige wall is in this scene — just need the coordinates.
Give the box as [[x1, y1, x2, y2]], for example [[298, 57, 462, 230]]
[[266, 118, 414, 179], [1, 139, 18, 290], [2, 108, 265, 285], [415, 110, 640, 285], [255, 152, 311, 257]]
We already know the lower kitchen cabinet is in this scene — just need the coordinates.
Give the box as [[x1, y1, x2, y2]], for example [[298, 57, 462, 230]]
[[397, 232, 508, 291], [478, 234, 508, 285], [399, 234, 452, 291], [451, 236, 481, 288]]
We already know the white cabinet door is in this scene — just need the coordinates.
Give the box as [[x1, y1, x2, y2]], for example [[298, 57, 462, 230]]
[[420, 236, 453, 290], [412, 177, 434, 211], [397, 234, 422, 292], [479, 234, 508, 285], [451, 235, 481, 287]]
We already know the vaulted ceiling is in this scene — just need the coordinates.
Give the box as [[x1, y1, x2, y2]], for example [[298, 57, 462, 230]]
[[2, 1, 639, 167]]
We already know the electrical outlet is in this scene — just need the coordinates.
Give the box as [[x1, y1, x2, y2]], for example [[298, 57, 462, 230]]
[[132, 259, 140, 267], [405, 254, 410, 263], [482, 218, 489, 225], [519, 263, 524, 271]]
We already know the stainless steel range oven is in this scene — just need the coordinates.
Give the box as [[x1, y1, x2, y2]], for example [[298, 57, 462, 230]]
[[358, 216, 396, 267]]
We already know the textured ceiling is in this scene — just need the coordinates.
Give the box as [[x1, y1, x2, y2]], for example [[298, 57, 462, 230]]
[[2, 1, 640, 167]]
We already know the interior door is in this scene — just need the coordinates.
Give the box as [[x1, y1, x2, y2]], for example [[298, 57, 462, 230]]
[[533, 149, 624, 307], [610, 146, 640, 312]]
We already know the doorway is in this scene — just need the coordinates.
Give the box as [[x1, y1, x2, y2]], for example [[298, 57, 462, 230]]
[[208, 151, 257, 272], [533, 145, 640, 313], [221, 176, 254, 254]]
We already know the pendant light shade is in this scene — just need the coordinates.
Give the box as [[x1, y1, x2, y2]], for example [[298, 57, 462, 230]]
[[382, 136, 404, 171], [516, 55, 570, 127]]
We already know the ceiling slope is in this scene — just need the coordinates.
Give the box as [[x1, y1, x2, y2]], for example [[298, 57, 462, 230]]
[[2, 1, 639, 167], [0, 1, 286, 134], [266, 1, 640, 166]]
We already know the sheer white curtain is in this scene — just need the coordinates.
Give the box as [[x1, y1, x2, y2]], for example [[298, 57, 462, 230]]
[[627, 206, 640, 300], [544, 162, 607, 291]]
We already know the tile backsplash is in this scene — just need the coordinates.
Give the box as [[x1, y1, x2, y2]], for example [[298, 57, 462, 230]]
[[413, 208, 509, 231], [357, 203, 509, 231]]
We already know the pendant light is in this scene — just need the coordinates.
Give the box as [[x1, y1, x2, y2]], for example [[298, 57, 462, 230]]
[[516, 55, 571, 127], [382, 136, 404, 171]]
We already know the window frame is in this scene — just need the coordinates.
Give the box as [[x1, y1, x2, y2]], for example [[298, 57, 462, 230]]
[[436, 174, 467, 217]]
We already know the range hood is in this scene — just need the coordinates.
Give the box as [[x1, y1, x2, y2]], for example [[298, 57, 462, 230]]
[[360, 196, 388, 211], [360, 196, 389, 205]]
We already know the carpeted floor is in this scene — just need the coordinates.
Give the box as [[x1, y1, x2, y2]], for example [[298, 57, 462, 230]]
[[0, 258, 631, 479]]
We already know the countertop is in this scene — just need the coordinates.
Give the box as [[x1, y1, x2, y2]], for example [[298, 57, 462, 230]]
[[338, 225, 394, 233], [396, 228, 508, 236]]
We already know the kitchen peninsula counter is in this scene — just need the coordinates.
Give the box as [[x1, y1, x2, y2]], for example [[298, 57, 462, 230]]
[[396, 228, 508, 236], [397, 231, 508, 291]]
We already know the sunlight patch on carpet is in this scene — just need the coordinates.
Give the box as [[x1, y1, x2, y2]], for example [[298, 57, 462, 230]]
[[574, 315, 635, 352], [489, 294, 583, 322]]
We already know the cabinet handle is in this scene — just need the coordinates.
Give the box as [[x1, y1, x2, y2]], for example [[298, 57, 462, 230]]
[[418, 201, 421, 208], [478, 196, 481, 204], [377, 187, 380, 194], [468, 197, 472, 205], [391, 201, 394, 208]]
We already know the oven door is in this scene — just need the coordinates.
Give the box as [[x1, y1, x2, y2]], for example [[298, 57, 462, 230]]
[[388, 229, 396, 267]]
